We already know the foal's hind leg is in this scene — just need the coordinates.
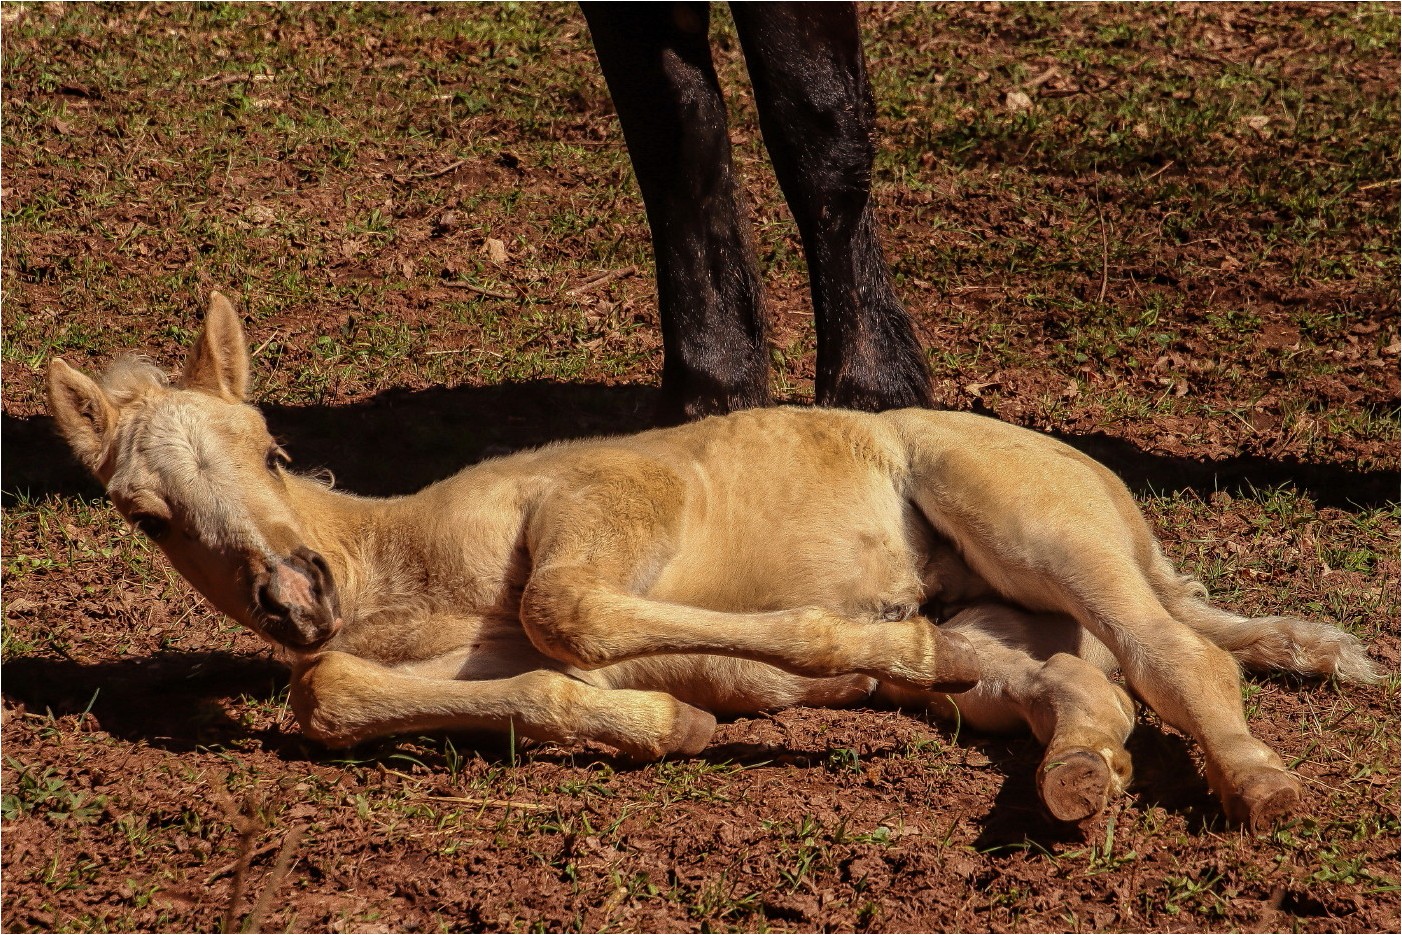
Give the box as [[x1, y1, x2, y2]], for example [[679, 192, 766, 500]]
[[1034, 559, 1302, 830], [880, 604, 1135, 823], [905, 436, 1304, 830]]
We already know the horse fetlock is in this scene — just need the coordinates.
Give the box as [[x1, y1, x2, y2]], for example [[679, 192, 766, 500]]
[[609, 696, 716, 761], [1202, 735, 1299, 832], [878, 624, 981, 693], [522, 620, 613, 671], [1219, 768, 1302, 832], [292, 651, 418, 749], [298, 708, 369, 749], [1204, 747, 1300, 833], [290, 680, 375, 749]]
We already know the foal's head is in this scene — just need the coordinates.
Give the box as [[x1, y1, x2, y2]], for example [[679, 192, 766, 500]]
[[47, 293, 341, 650]]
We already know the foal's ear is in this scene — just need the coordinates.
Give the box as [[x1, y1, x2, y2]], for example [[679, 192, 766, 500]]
[[180, 291, 250, 401], [47, 358, 118, 472]]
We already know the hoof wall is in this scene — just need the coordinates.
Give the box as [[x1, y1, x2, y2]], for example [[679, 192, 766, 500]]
[[670, 704, 717, 757], [1226, 771, 1301, 832]]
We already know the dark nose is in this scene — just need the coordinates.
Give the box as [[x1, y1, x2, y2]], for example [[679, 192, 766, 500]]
[[254, 547, 341, 647]]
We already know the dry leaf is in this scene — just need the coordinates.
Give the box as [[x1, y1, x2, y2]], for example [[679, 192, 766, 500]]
[[1004, 90, 1033, 113], [1241, 114, 1271, 137], [242, 203, 277, 226], [483, 238, 508, 265]]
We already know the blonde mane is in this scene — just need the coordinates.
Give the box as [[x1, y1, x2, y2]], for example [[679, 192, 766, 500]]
[[98, 356, 168, 405]]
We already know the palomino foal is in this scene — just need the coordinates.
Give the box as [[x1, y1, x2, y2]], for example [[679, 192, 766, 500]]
[[48, 294, 1380, 830]]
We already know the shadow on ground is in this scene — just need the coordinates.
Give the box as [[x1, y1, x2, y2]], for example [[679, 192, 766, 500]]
[[1, 651, 288, 754], [5, 380, 1397, 508]]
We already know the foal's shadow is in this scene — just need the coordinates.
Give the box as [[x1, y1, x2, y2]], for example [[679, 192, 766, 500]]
[[3, 379, 1397, 507], [0, 651, 288, 754], [0, 648, 1269, 843], [3, 381, 658, 502]]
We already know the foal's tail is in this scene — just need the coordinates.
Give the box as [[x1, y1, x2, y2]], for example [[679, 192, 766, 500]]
[[1148, 559, 1386, 685]]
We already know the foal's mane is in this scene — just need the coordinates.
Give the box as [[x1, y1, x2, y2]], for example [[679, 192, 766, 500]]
[[98, 356, 168, 405]]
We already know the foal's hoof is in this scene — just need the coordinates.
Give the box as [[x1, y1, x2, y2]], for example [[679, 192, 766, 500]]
[[921, 630, 983, 694], [1038, 748, 1112, 823], [1223, 770, 1301, 833], [613, 701, 716, 763], [668, 703, 717, 757]]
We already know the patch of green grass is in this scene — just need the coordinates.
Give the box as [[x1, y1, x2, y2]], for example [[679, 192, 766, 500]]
[[1, 758, 106, 823]]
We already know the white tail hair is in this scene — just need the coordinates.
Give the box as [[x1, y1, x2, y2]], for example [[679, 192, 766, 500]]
[[1148, 557, 1385, 685]]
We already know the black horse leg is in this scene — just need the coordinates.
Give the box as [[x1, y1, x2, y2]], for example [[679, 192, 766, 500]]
[[731, 3, 933, 410], [582, 2, 771, 424]]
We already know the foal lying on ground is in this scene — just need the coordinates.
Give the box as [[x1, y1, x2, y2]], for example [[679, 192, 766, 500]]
[[48, 294, 1380, 831]]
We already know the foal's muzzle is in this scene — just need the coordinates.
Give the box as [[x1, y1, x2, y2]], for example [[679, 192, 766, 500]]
[[253, 546, 342, 648]]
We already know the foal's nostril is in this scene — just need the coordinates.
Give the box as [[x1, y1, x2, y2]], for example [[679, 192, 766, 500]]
[[255, 580, 289, 618], [293, 547, 335, 604]]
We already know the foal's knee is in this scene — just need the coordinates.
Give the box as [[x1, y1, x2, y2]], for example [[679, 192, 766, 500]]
[[519, 574, 616, 670], [290, 651, 378, 748]]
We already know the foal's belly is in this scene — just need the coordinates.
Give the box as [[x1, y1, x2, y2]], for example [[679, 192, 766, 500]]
[[646, 473, 930, 617]]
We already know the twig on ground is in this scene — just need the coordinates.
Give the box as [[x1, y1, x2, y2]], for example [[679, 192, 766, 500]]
[[251, 331, 280, 358], [1025, 65, 1059, 90], [380, 766, 547, 809], [199, 72, 274, 86], [1094, 172, 1110, 305], [206, 841, 278, 887], [423, 793, 551, 811], [395, 159, 468, 183], [566, 265, 638, 295], [1142, 159, 1176, 182], [442, 281, 515, 299], [218, 823, 260, 933], [243, 824, 305, 935]]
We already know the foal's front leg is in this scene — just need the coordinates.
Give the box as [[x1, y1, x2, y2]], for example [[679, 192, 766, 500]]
[[290, 651, 716, 760], [521, 476, 981, 692]]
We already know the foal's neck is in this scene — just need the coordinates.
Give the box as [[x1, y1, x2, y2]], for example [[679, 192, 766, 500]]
[[281, 465, 531, 628]]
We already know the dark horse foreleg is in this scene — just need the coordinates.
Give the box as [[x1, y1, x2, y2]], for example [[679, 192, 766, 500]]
[[583, 2, 933, 422], [732, 3, 933, 410], [583, 2, 772, 424]]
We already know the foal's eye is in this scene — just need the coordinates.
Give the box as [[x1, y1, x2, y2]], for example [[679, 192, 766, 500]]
[[266, 445, 291, 473], [131, 514, 169, 541]]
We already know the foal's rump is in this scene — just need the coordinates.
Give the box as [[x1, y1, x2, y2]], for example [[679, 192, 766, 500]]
[[887, 407, 1381, 685]]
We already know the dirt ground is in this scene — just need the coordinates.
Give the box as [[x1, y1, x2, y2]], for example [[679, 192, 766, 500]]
[[2, 3, 1399, 932]]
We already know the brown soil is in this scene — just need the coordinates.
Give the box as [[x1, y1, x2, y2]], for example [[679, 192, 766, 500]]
[[3, 3, 1398, 932]]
